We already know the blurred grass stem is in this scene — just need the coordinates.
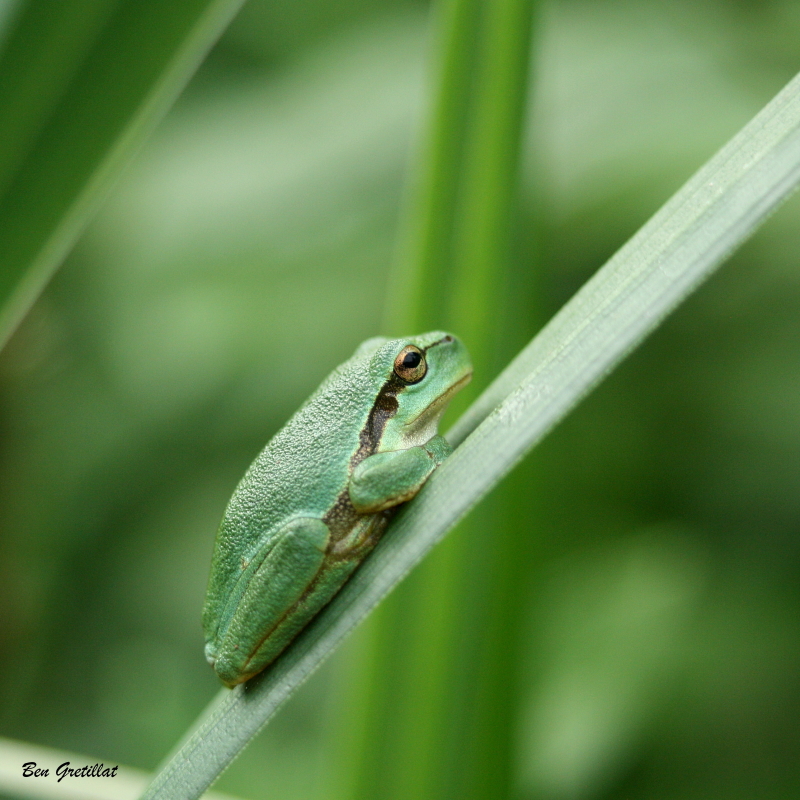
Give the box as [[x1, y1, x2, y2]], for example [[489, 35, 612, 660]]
[[347, 0, 538, 797], [383, 0, 482, 333], [0, 0, 247, 351]]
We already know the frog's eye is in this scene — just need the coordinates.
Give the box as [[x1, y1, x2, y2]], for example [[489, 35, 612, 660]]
[[394, 345, 427, 383]]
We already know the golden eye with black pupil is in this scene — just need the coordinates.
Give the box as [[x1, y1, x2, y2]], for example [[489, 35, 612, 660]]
[[394, 345, 427, 383]]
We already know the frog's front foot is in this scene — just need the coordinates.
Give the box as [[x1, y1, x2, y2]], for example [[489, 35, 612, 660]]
[[349, 435, 452, 514]]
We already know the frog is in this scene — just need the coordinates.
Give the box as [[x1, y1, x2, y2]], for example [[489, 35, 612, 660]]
[[202, 331, 472, 687]]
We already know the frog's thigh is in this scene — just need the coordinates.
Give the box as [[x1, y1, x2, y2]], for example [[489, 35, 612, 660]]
[[213, 516, 329, 686], [349, 442, 443, 514]]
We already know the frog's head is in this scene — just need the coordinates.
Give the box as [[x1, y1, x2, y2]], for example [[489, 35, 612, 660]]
[[371, 331, 472, 451]]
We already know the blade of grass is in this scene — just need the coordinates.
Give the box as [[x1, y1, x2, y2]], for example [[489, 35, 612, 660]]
[[140, 69, 800, 800], [0, 0, 247, 351], [344, 0, 538, 796], [337, 1, 488, 795], [383, 0, 483, 334]]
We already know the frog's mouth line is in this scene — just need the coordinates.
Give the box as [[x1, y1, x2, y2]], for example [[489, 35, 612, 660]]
[[404, 368, 473, 429]]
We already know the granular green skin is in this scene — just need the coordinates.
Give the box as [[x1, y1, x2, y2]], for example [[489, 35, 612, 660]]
[[203, 331, 472, 686]]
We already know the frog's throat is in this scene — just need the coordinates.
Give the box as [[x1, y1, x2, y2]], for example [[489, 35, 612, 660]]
[[397, 370, 473, 448]]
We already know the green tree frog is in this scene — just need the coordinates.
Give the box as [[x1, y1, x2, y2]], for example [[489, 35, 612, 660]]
[[203, 332, 472, 686]]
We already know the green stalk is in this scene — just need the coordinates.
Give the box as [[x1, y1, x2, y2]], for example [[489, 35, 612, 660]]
[[338, 0, 539, 798], [0, 0, 247, 350], [383, 0, 483, 332], [332, 2, 484, 788]]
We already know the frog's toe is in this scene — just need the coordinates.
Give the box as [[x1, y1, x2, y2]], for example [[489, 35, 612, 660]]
[[213, 653, 249, 687]]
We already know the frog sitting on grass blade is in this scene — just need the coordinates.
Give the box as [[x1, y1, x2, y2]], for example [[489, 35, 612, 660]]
[[203, 332, 472, 687]]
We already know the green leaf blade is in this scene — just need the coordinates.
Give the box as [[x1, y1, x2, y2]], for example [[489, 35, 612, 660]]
[[0, 0, 247, 350]]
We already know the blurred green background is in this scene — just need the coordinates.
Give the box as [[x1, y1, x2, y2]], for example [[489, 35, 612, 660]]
[[2, 0, 800, 798]]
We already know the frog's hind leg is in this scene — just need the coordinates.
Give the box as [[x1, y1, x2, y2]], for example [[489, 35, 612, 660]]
[[210, 516, 330, 687], [233, 525, 381, 685], [235, 555, 362, 686]]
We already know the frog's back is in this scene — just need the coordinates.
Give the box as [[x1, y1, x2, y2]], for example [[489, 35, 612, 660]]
[[205, 342, 386, 616]]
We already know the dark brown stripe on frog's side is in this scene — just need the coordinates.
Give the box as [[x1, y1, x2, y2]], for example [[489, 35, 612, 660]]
[[350, 333, 452, 469], [351, 334, 451, 468], [322, 373, 402, 541], [322, 334, 452, 542]]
